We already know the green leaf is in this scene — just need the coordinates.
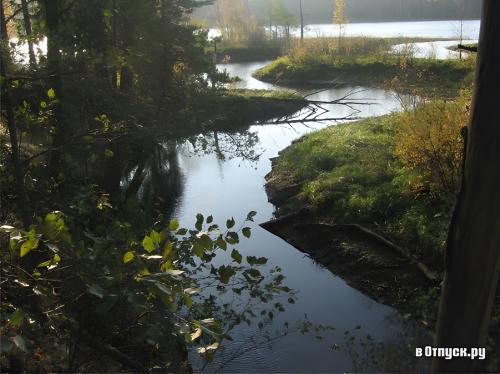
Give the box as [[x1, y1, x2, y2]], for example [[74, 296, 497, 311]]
[[246, 211, 257, 222], [206, 215, 213, 224], [163, 241, 173, 259], [37, 260, 51, 268], [149, 230, 161, 244], [123, 251, 135, 264], [218, 265, 236, 284], [216, 235, 227, 250], [103, 8, 112, 17], [169, 219, 179, 231], [192, 242, 204, 258], [20, 237, 39, 257], [225, 232, 239, 245], [104, 149, 114, 158], [198, 234, 213, 250], [247, 256, 268, 266], [195, 214, 204, 231], [242, 227, 251, 238], [40, 100, 47, 109], [47, 88, 56, 99], [231, 249, 242, 264], [9, 309, 24, 327], [142, 236, 154, 253], [226, 217, 235, 229], [176, 228, 187, 235]]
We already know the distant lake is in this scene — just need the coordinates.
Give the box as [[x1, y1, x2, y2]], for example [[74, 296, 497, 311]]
[[210, 19, 480, 40]]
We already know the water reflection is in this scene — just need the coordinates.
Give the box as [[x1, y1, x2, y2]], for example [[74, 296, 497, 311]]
[[209, 19, 480, 41], [119, 141, 184, 216], [115, 59, 425, 372], [174, 62, 426, 372], [392, 39, 479, 59]]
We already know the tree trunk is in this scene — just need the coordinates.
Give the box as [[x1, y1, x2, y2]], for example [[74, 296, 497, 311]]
[[432, 1, 500, 372], [299, 0, 304, 42], [21, 0, 36, 68], [0, 0, 30, 227]]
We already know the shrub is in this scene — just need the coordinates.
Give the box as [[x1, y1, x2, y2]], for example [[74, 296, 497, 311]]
[[394, 91, 470, 194]]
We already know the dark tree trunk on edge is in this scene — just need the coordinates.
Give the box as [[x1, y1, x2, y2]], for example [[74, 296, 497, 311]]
[[432, 1, 500, 372]]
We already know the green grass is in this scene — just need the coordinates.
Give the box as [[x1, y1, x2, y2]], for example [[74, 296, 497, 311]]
[[255, 55, 474, 91], [270, 114, 456, 269], [225, 88, 300, 100], [253, 37, 476, 95]]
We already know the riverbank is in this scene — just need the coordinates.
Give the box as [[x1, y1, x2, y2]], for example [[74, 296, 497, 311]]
[[204, 89, 305, 131], [263, 112, 453, 319], [253, 38, 475, 95], [263, 109, 500, 342], [215, 45, 282, 63]]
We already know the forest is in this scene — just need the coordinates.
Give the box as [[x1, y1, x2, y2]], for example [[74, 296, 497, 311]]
[[0, 0, 499, 373], [195, 0, 482, 25]]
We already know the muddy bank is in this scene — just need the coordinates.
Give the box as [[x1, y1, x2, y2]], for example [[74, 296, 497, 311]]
[[261, 209, 439, 319]]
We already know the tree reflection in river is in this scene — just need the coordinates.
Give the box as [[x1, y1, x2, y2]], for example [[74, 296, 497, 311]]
[[120, 140, 184, 217], [186, 130, 263, 164], [341, 312, 432, 372]]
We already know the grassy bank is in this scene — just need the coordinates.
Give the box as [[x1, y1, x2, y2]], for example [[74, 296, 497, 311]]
[[204, 89, 304, 131], [216, 45, 282, 63], [266, 109, 462, 270], [253, 37, 475, 94]]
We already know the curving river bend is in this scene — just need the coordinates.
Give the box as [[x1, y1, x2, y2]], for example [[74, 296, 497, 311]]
[[174, 20, 480, 372], [176, 62, 425, 372]]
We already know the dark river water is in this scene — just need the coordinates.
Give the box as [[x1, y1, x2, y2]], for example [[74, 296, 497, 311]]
[[173, 60, 431, 372]]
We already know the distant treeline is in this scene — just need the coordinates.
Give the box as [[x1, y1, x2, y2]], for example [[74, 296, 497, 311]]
[[195, 0, 481, 25]]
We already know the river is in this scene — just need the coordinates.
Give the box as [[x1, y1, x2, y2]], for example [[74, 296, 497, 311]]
[[176, 19, 481, 372], [175, 60, 429, 372]]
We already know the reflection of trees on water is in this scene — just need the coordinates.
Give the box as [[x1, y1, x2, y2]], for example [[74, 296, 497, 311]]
[[186, 130, 263, 164], [98, 128, 262, 220], [119, 140, 184, 216], [341, 312, 432, 372]]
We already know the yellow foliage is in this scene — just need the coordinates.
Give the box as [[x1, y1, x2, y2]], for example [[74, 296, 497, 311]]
[[172, 62, 187, 74], [394, 90, 471, 193]]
